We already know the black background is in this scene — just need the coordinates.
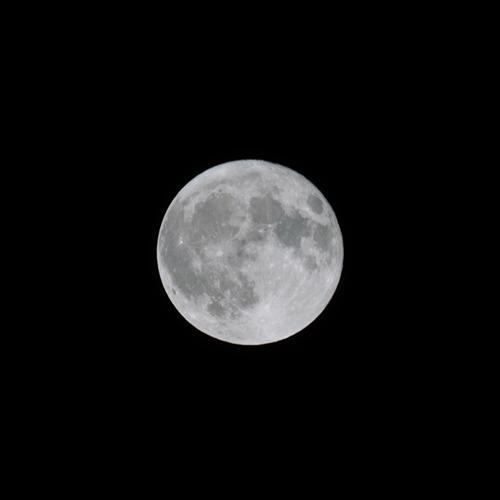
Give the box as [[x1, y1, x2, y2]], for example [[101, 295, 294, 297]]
[[20, 6, 459, 487], [74, 31, 428, 444], [80, 28, 424, 382]]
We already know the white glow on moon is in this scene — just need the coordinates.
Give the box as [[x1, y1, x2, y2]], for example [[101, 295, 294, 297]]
[[157, 159, 343, 345]]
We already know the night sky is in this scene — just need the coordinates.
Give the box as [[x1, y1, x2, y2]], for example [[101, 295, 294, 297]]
[[31, 9, 446, 485]]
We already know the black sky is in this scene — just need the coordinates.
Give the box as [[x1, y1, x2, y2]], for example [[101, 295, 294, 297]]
[[84, 45, 422, 407], [34, 11, 448, 480]]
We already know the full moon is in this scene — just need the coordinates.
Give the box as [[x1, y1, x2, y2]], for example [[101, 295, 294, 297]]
[[157, 159, 343, 345]]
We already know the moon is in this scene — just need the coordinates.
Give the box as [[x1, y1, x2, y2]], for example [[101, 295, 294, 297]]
[[157, 159, 343, 345]]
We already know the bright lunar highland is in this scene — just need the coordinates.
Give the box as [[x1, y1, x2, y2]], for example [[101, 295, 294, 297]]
[[157, 159, 343, 345]]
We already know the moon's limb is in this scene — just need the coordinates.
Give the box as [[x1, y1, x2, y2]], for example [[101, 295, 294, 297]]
[[157, 159, 343, 345]]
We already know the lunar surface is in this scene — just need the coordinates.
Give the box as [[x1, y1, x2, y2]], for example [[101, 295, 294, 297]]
[[157, 159, 343, 345]]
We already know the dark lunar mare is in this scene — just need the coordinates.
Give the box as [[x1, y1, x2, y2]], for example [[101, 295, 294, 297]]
[[250, 193, 313, 250], [307, 194, 324, 214], [313, 223, 333, 252], [249, 194, 284, 224], [160, 194, 259, 319], [275, 210, 311, 249], [190, 193, 240, 244]]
